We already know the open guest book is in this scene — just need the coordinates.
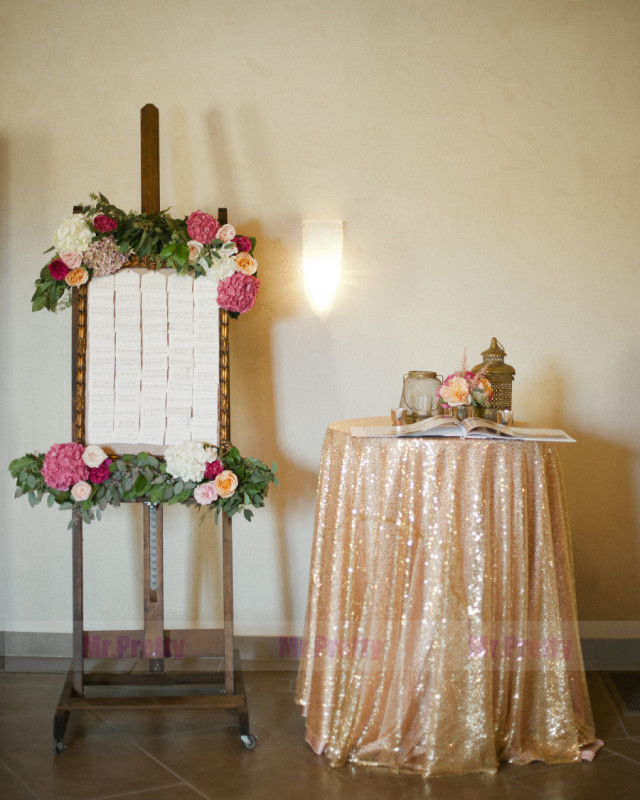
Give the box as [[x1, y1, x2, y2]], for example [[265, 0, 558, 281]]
[[351, 415, 575, 442]]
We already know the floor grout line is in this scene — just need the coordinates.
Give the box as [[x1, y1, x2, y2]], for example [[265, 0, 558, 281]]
[[92, 782, 192, 800], [0, 755, 41, 799]]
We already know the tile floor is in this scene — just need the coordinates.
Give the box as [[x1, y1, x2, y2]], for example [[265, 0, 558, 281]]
[[1, 666, 639, 800]]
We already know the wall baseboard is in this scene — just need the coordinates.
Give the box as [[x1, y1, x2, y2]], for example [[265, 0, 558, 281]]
[[2, 632, 639, 673]]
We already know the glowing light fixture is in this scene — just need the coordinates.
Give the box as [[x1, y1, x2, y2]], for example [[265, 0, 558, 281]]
[[302, 219, 343, 314]]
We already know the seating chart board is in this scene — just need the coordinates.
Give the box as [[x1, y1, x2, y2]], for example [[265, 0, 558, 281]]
[[85, 268, 219, 453]]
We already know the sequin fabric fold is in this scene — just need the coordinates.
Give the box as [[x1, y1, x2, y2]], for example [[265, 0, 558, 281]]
[[296, 418, 595, 777]]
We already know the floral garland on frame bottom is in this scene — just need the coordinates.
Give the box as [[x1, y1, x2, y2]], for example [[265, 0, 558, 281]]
[[9, 441, 278, 529]]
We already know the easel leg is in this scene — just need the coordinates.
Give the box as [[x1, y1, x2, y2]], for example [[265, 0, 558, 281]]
[[222, 512, 234, 695], [72, 508, 84, 696]]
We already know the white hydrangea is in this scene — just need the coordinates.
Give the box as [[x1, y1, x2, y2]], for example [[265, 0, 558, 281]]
[[200, 252, 238, 283], [164, 441, 217, 483], [53, 213, 95, 254]]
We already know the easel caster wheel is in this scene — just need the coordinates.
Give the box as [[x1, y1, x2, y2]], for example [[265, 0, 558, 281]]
[[241, 734, 257, 750], [53, 740, 65, 754]]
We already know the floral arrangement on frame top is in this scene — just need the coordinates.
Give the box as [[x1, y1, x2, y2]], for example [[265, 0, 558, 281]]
[[11, 194, 277, 527], [32, 193, 260, 316]]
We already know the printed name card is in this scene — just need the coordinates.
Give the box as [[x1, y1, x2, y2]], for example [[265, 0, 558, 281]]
[[85, 269, 220, 452]]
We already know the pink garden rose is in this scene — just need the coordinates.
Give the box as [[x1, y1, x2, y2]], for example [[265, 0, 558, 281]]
[[41, 442, 89, 490], [186, 211, 220, 244], [59, 250, 82, 270], [217, 272, 260, 314], [204, 459, 224, 480], [71, 481, 92, 502], [93, 215, 118, 233], [88, 459, 112, 484], [233, 235, 252, 253], [48, 258, 70, 281], [217, 224, 236, 243], [193, 481, 219, 505]]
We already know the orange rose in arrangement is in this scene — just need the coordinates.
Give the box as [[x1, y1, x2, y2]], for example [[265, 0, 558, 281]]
[[213, 469, 239, 498], [65, 267, 89, 287], [235, 253, 258, 275]]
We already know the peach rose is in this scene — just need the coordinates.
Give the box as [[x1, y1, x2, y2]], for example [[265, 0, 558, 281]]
[[474, 377, 492, 400], [235, 253, 258, 275], [71, 481, 92, 502], [213, 469, 238, 498], [65, 267, 89, 287], [60, 250, 83, 270], [217, 224, 236, 243], [187, 240, 203, 264], [440, 376, 470, 406]]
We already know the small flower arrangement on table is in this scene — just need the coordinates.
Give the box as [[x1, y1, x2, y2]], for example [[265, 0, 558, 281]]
[[10, 441, 278, 528], [31, 193, 260, 316], [437, 353, 493, 411]]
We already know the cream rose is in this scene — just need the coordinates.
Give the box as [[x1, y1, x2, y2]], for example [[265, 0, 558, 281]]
[[187, 240, 204, 264], [235, 253, 258, 275], [71, 481, 92, 502], [82, 445, 108, 468], [213, 470, 238, 498], [440, 376, 470, 406]]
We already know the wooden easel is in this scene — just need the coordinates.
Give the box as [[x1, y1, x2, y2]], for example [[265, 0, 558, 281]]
[[53, 104, 256, 752]]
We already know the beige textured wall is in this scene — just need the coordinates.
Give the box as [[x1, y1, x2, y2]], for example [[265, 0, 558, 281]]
[[1, 0, 639, 638]]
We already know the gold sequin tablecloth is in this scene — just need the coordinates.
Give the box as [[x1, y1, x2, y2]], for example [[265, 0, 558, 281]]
[[295, 418, 595, 778]]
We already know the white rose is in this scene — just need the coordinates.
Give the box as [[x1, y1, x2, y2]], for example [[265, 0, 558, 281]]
[[82, 445, 108, 468]]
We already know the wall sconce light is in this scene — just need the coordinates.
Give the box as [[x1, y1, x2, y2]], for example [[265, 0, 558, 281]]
[[302, 219, 343, 315]]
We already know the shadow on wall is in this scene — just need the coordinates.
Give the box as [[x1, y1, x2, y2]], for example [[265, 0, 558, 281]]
[[230, 222, 320, 625], [521, 361, 640, 625], [176, 107, 319, 626]]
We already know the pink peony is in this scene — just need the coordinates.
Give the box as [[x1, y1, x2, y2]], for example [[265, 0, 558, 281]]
[[88, 459, 112, 484], [193, 481, 219, 505], [186, 211, 220, 244], [48, 259, 70, 281], [233, 235, 252, 253], [41, 442, 89, 490], [93, 215, 118, 233], [204, 459, 224, 480], [217, 272, 260, 314]]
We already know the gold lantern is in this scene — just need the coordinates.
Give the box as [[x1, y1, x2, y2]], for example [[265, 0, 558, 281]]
[[473, 338, 515, 422]]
